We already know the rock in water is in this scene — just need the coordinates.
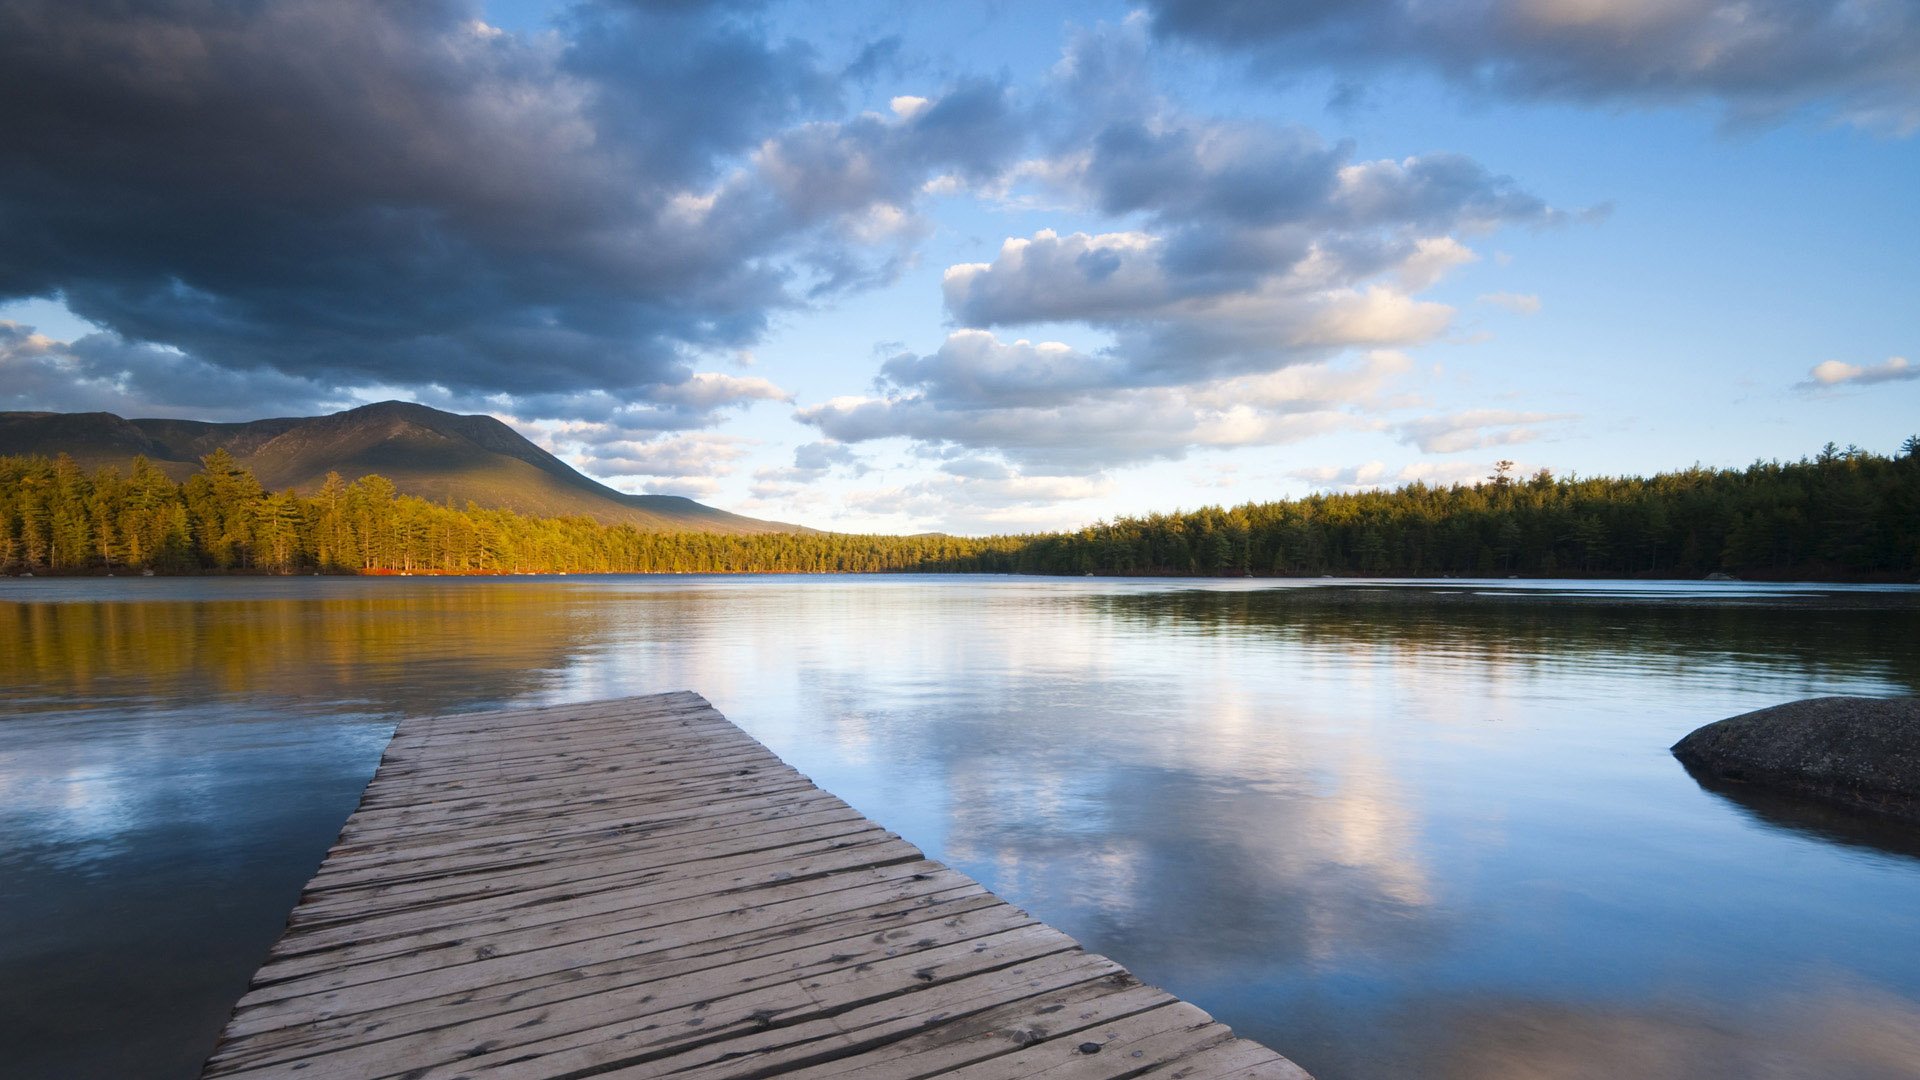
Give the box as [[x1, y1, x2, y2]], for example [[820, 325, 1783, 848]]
[[1672, 696, 1920, 821]]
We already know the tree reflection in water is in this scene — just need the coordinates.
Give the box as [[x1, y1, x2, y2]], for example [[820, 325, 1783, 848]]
[[3, 576, 1917, 1080]]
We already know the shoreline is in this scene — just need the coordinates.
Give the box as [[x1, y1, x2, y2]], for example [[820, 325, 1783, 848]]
[[7, 567, 1919, 584]]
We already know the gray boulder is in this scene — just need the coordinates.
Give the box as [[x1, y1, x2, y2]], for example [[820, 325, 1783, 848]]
[[1672, 696, 1920, 821]]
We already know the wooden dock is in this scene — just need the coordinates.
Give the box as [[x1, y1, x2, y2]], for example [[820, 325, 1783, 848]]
[[201, 692, 1310, 1080]]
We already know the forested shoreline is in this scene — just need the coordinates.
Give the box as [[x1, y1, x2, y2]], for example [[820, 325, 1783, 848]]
[[2, 441, 1916, 580]]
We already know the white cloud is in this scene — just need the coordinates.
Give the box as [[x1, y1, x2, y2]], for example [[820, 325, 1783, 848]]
[[942, 228, 1462, 383], [1290, 459, 1504, 490], [1399, 237, 1480, 290], [877, 329, 1125, 409], [576, 432, 754, 490], [942, 230, 1164, 324], [800, 345, 1416, 470], [886, 21, 1573, 443], [889, 95, 931, 119], [651, 372, 793, 409], [1478, 291, 1543, 314], [750, 440, 866, 494], [841, 470, 1119, 534], [1801, 356, 1916, 389], [1392, 409, 1571, 453], [643, 477, 724, 499], [482, 370, 795, 464]]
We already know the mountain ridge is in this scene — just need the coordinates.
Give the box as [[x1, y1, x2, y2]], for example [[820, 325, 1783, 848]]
[[0, 401, 807, 535]]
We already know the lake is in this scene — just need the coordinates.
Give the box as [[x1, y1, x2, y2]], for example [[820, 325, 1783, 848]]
[[3, 575, 1919, 1080]]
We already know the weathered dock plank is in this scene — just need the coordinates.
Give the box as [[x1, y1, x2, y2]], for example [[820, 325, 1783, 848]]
[[200, 692, 1310, 1080]]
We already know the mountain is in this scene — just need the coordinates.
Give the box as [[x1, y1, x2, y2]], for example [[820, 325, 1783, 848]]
[[0, 402, 806, 534]]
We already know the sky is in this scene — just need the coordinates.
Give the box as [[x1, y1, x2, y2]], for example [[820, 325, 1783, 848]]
[[0, 0, 1915, 534]]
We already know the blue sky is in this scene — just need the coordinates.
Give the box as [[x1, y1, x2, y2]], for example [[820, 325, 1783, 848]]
[[1, 1, 1914, 533]]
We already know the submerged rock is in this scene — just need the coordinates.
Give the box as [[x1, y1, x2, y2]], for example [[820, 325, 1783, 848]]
[[1672, 696, 1920, 821]]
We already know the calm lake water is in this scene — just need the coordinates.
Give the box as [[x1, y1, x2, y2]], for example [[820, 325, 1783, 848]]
[[3, 575, 1919, 1080]]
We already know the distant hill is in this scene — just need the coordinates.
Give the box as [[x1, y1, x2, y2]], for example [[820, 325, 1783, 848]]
[[0, 401, 807, 534]]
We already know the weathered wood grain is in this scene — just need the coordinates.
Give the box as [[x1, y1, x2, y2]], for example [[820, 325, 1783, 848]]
[[199, 692, 1309, 1080]]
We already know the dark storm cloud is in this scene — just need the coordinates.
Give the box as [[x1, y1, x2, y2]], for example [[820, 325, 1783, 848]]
[[561, 0, 839, 183], [0, 0, 1024, 418], [1145, 0, 1920, 132]]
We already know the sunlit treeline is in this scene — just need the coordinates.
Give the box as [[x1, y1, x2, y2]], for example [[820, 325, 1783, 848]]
[[1002, 442, 1920, 579], [0, 450, 1017, 575], [2, 439, 1916, 579]]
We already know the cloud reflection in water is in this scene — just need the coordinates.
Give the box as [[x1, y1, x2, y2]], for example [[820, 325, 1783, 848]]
[[3, 576, 1918, 1080]]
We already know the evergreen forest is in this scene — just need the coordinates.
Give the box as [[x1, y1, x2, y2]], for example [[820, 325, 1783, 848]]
[[2, 441, 1916, 580]]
